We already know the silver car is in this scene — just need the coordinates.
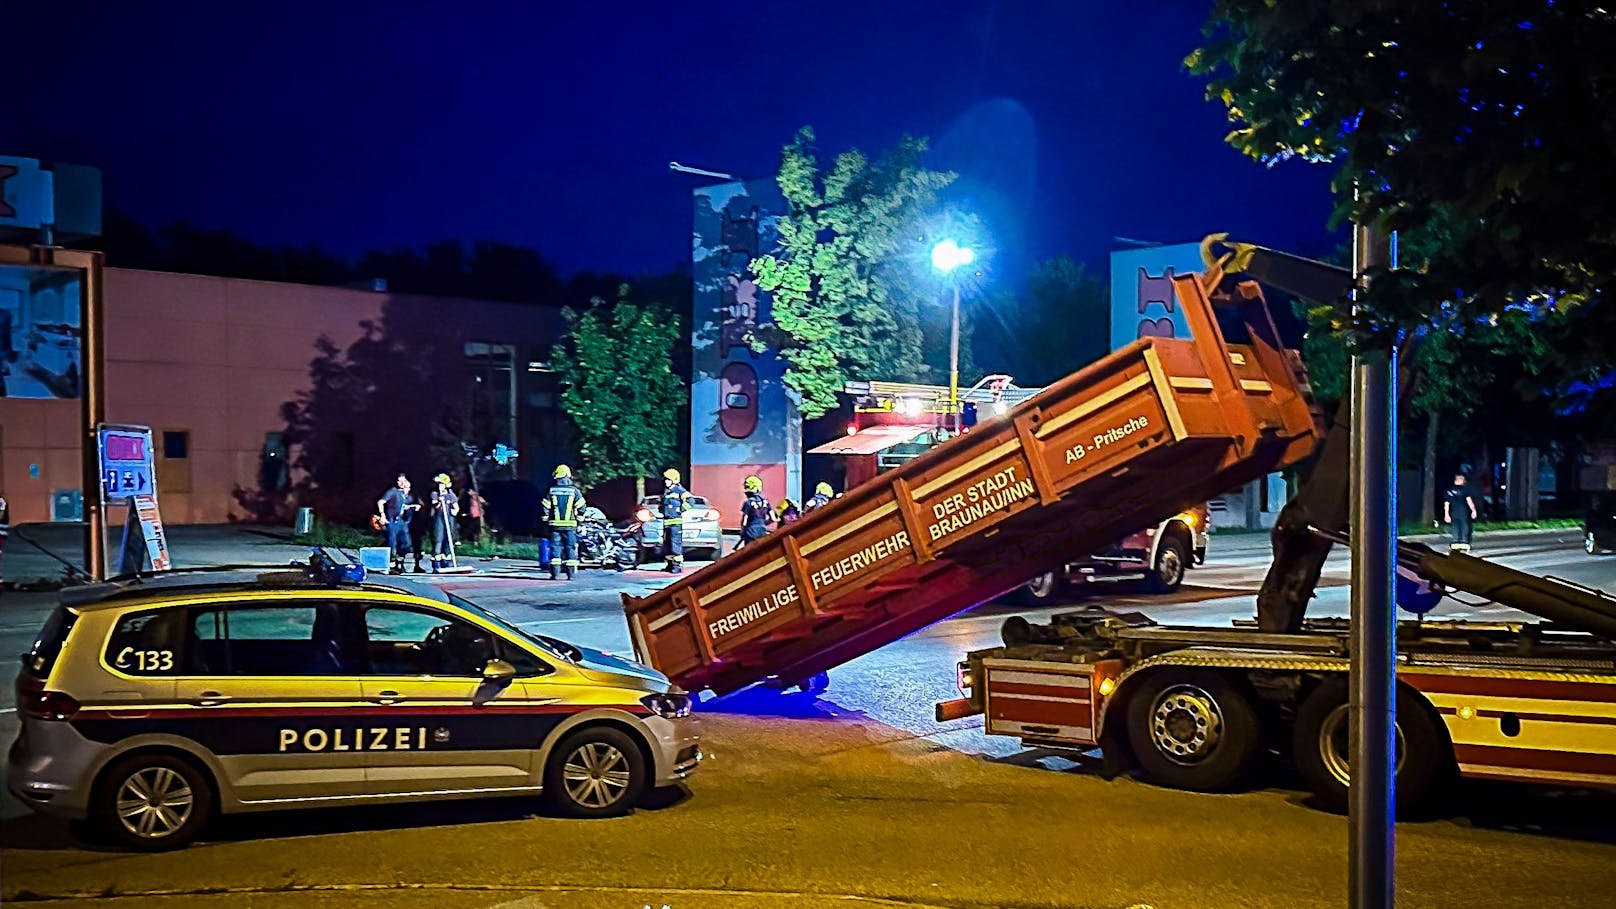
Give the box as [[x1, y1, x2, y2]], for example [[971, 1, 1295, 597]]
[[634, 495, 723, 562], [8, 568, 701, 850]]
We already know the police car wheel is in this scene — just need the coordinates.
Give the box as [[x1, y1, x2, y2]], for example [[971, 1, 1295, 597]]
[[93, 753, 213, 851], [545, 727, 647, 818]]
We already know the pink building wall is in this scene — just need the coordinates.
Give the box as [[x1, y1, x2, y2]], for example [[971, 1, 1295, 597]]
[[2, 268, 554, 525]]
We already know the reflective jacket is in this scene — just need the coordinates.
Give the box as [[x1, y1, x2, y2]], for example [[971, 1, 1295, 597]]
[[543, 480, 583, 528], [805, 492, 831, 512], [661, 484, 690, 524], [742, 492, 772, 531]]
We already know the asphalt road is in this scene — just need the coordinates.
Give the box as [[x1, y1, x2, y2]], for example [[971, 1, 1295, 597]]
[[2, 527, 1613, 908]]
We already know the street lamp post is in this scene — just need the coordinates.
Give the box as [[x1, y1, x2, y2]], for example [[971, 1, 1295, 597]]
[[931, 239, 974, 418]]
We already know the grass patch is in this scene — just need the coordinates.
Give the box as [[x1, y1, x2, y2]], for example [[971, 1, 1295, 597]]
[[1212, 518, 1581, 537], [292, 520, 381, 550], [456, 537, 544, 560], [1401, 517, 1583, 535]]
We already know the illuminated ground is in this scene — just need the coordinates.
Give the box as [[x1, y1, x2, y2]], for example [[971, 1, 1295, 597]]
[[2, 528, 1612, 908]]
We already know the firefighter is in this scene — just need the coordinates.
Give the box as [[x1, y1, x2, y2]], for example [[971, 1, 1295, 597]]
[[805, 481, 835, 512], [428, 473, 459, 572], [735, 475, 774, 550], [543, 465, 583, 580], [660, 468, 690, 573], [776, 498, 802, 525]]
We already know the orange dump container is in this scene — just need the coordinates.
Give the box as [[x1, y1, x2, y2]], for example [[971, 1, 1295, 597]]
[[624, 270, 1324, 694]]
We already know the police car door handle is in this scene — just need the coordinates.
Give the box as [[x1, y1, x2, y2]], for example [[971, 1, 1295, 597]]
[[194, 691, 230, 706], [373, 690, 402, 705]]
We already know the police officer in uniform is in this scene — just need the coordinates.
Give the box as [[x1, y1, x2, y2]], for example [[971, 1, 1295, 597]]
[[543, 465, 583, 580], [736, 475, 774, 550], [805, 481, 835, 513], [660, 468, 691, 573]]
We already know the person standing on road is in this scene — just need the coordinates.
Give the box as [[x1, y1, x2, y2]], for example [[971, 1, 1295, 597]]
[[1443, 470, 1480, 552], [735, 475, 774, 550], [805, 481, 835, 513], [0, 493, 9, 586], [462, 486, 487, 546], [428, 473, 460, 573], [377, 474, 421, 574], [543, 465, 583, 581], [660, 468, 691, 573], [775, 499, 802, 526]]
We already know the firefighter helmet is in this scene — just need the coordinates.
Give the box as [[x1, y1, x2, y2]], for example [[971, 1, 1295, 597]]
[[553, 464, 572, 480], [663, 468, 680, 483], [744, 475, 763, 493], [815, 481, 834, 497]]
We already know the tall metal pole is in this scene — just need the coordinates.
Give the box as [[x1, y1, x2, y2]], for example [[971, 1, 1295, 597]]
[[74, 244, 109, 575], [1349, 221, 1396, 909], [948, 283, 961, 419]]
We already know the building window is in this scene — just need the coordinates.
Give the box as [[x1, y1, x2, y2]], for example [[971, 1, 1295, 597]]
[[162, 431, 189, 460], [260, 432, 290, 493], [465, 342, 517, 462], [158, 429, 193, 493]]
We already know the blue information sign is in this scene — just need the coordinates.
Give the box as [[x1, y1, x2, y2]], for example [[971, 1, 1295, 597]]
[[98, 425, 156, 502]]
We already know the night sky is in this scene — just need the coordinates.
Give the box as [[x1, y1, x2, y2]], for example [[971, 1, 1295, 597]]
[[7, 0, 1339, 278]]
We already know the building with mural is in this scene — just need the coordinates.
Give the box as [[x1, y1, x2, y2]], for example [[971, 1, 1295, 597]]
[[688, 180, 800, 514]]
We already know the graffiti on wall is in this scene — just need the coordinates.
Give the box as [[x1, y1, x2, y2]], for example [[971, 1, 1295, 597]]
[[691, 180, 795, 477], [1108, 242, 1203, 353]]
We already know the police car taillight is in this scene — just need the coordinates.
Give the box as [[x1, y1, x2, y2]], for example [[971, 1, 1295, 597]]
[[17, 685, 80, 721]]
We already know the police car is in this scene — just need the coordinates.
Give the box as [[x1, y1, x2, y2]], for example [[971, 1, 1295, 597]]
[[8, 562, 701, 850]]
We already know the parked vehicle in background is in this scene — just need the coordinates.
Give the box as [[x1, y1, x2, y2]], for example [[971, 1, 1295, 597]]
[[1016, 506, 1210, 603], [1587, 492, 1616, 555], [634, 496, 722, 563]]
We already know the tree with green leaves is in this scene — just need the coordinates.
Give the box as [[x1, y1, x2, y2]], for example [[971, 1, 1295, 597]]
[[1189, 3, 1613, 634], [1188, 1, 1613, 370], [750, 126, 968, 417], [1012, 257, 1111, 386], [1298, 301, 1555, 523], [550, 286, 685, 500]]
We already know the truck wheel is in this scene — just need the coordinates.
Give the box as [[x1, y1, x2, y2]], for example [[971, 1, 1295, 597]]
[[797, 672, 830, 695], [1015, 571, 1063, 605], [1292, 679, 1450, 813], [1147, 536, 1188, 593], [92, 753, 213, 851], [1125, 670, 1260, 791], [544, 726, 647, 818]]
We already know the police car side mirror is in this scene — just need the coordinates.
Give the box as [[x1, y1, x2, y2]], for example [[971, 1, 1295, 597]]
[[482, 659, 517, 682]]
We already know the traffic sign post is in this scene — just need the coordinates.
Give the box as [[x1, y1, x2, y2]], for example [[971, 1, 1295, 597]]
[[97, 423, 158, 578], [98, 425, 156, 501]]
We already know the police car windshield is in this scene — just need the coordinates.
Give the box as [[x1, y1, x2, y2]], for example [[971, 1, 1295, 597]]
[[444, 592, 574, 662]]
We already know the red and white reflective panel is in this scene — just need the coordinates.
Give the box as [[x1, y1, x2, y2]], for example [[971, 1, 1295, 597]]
[[982, 659, 1097, 745]]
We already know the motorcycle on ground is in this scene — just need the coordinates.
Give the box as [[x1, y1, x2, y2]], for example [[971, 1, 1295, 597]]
[[577, 506, 637, 571]]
